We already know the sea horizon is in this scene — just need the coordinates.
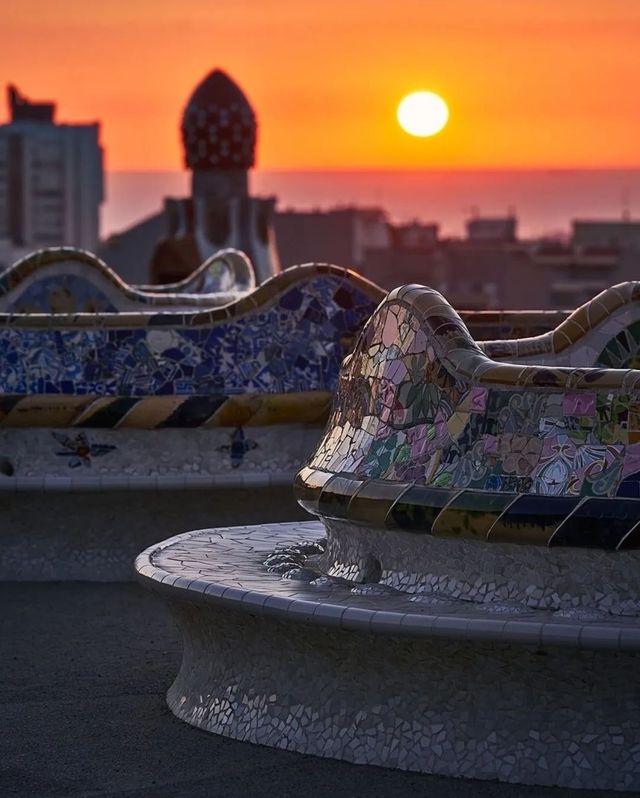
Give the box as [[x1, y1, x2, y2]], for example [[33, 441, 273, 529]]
[[102, 168, 640, 242]]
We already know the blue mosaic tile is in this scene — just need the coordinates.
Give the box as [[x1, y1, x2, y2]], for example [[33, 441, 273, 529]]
[[0, 275, 378, 398]]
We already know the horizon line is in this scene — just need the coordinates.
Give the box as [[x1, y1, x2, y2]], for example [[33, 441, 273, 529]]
[[107, 165, 640, 175]]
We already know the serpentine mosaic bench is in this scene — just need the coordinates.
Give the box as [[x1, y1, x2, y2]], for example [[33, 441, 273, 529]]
[[0, 246, 255, 313], [0, 270, 601, 493], [4, 267, 640, 576], [481, 280, 640, 369], [0, 261, 382, 486], [0, 260, 382, 579], [137, 282, 640, 791], [297, 283, 640, 614], [0, 245, 573, 337]]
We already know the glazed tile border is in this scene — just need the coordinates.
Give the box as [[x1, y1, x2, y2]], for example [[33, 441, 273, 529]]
[[0, 391, 332, 428], [296, 469, 640, 550]]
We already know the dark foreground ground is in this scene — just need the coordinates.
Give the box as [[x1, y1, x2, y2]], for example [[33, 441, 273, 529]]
[[0, 583, 623, 798]]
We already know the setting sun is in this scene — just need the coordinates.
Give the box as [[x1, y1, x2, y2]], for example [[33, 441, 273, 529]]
[[397, 92, 449, 138]]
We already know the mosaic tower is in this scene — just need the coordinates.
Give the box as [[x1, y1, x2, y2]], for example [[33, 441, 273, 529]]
[[150, 70, 280, 284]]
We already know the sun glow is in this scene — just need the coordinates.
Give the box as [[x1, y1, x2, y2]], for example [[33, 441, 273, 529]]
[[397, 92, 449, 138]]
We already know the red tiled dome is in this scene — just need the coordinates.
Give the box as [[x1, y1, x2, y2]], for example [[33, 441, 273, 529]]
[[181, 70, 256, 171]]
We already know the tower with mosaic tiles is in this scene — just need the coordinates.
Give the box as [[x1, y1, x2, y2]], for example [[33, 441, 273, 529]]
[[150, 70, 280, 285]]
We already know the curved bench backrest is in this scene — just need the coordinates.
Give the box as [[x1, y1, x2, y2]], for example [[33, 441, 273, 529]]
[[307, 284, 640, 505], [137, 248, 256, 294], [0, 248, 254, 313], [462, 309, 571, 342], [0, 264, 383, 427], [481, 282, 640, 369]]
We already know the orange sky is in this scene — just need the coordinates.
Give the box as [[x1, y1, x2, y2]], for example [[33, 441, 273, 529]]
[[2, 0, 640, 171]]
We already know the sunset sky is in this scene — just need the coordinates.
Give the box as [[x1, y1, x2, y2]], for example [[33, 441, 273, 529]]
[[2, 0, 640, 171]]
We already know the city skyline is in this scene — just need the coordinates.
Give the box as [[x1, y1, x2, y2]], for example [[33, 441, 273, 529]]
[[2, 0, 640, 171]]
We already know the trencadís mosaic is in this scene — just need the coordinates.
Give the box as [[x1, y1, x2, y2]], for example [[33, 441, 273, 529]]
[[0, 263, 381, 427], [0, 247, 255, 313], [299, 284, 640, 550]]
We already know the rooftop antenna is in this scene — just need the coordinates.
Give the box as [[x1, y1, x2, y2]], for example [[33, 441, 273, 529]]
[[621, 187, 631, 221]]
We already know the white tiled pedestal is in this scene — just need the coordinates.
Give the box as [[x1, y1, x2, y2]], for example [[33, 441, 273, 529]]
[[136, 522, 640, 791]]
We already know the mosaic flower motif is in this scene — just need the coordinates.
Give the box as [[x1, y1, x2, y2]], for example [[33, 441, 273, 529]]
[[217, 427, 258, 469], [359, 430, 407, 478], [449, 439, 490, 489], [394, 463, 429, 482], [497, 392, 549, 435], [499, 434, 543, 476], [339, 428, 375, 473], [469, 386, 487, 412], [562, 392, 596, 417], [531, 436, 576, 495], [538, 415, 590, 441], [52, 432, 116, 468], [404, 423, 430, 456], [484, 473, 533, 493], [575, 444, 624, 496], [400, 381, 443, 425]]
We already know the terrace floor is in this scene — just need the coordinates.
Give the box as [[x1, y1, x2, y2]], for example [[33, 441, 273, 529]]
[[0, 582, 625, 798]]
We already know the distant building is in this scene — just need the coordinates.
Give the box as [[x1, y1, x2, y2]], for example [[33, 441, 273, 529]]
[[434, 239, 541, 310], [530, 219, 640, 308], [0, 85, 103, 258], [572, 219, 640, 250], [393, 221, 439, 249], [362, 237, 542, 309], [101, 70, 280, 285], [466, 215, 517, 243], [275, 207, 391, 269]]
